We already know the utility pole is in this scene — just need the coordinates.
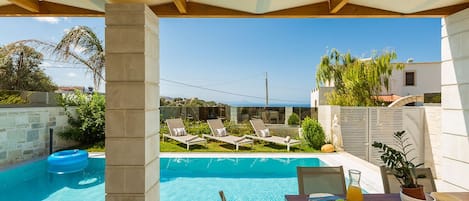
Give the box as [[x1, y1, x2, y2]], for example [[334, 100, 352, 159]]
[[265, 72, 269, 107]]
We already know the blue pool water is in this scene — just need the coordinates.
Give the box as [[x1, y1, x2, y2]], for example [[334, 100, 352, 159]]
[[0, 157, 324, 201]]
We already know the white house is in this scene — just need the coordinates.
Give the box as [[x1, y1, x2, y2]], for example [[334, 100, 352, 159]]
[[311, 62, 441, 107]]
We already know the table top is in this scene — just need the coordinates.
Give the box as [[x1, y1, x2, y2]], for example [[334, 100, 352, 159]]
[[285, 192, 469, 201]]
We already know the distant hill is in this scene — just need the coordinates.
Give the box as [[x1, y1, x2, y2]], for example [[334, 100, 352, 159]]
[[160, 96, 227, 107]]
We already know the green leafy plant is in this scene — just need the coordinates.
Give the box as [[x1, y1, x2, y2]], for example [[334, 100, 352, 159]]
[[287, 113, 300, 125], [58, 90, 105, 145], [316, 49, 404, 106], [301, 117, 325, 150], [0, 91, 28, 104], [184, 120, 211, 135], [372, 130, 423, 188]]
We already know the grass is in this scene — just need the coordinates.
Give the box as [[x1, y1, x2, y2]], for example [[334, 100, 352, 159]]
[[160, 140, 319, 152], [79, 139, 320, 153]]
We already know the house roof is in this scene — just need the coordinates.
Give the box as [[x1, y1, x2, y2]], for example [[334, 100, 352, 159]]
[[0, 0, 468, 18]]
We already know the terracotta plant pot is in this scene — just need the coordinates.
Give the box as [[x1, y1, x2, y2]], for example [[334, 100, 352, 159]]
[[321, 144, 335, 153], [401, 185, 426, 200]]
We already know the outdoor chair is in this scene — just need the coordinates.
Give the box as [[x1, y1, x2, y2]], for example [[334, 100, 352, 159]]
[[163, 118, 207, 150], [296, 166, 347, 195], [203, 119, 253, 151], [380, 166, 437, 193], [248, 119, 301, 151]]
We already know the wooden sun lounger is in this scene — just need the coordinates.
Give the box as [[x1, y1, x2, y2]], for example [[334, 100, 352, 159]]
[[248, 119, 301, 151], [164, 118, 207, 150], [204, 119, 253, 151]]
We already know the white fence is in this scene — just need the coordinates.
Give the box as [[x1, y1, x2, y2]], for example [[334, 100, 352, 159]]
[[320, 106, 426, 166]]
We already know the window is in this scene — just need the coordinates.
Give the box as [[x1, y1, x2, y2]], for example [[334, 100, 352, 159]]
[[405, 71, 415, 86]]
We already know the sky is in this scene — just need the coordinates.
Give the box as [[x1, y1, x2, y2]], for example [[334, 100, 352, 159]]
[[0, 17, 441, 106]]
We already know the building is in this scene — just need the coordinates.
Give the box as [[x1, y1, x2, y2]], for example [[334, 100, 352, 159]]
[[311, 62, 441, 107]]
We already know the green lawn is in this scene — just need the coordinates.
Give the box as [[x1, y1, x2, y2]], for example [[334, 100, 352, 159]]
[[160, 140, 318, 152], [80, 139, 320, 153]]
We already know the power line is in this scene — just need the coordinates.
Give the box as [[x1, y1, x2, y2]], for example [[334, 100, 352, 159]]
[[161, 78, 302, 103]]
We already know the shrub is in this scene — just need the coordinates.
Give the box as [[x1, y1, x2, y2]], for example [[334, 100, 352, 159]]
[[302, 117, 325, 150], [224, 120, 253, 135], [287, 113, 300, 125], [58, 90, 105, 145], [0, 90, 28, 104], [185, 120, 211, 135]]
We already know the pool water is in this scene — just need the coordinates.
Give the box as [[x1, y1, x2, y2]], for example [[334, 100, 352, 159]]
[[161, 158, 324, 201], [0, 157, 324, 201], [0, 158, 105, 201]]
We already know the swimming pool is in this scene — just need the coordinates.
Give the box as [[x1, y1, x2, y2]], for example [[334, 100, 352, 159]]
[[0, 157, 324, 201]]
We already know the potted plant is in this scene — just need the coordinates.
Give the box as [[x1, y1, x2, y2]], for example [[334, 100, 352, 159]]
[[372, 130, 426, 200]]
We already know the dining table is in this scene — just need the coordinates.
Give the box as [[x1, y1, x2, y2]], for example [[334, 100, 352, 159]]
[[285, 192, 469, 201]]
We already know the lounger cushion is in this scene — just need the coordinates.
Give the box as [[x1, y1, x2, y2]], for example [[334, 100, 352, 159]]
[[216, 127, 227, 137], [173, 128, 186, 136], [260, 128, 271, 137]]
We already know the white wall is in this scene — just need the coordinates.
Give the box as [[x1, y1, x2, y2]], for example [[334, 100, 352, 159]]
[[387, 62, 441, 96], [441, 8, 469, 191], [310, 87, 335, 107]]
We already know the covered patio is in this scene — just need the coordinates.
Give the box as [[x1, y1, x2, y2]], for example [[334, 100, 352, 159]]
[[1, 0, 468, 200]]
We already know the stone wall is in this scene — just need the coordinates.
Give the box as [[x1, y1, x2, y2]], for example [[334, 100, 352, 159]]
[[0, 107, 77, 167]]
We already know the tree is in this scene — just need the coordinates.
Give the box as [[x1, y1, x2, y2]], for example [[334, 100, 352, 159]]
[[13, 26, 105, 90], [54, 26, 104, 89], [0, 43, 57, 92], [316, 49, 404, 106]]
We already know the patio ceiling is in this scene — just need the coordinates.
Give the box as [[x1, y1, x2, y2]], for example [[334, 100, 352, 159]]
[[0, 0, 468, 17]]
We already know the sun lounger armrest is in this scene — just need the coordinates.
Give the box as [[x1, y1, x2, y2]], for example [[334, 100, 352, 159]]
[[186, 136, 200, 142], [234, 136, 247, 143]]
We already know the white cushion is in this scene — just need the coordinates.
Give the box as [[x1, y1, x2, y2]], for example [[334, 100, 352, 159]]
[[173, 127, 186, 136], [216, 127, 227, 137], [260, 128, 270, 137], [284, 136, 291, 143]]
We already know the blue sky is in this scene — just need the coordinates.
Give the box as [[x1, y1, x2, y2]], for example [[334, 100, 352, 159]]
[[0, 17, 441, 105]]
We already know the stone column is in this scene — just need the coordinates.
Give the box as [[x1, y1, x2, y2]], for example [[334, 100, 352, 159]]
[[285, 107, 293, 125], [441, 8, 469, 191], [105, 4, 160, 200]]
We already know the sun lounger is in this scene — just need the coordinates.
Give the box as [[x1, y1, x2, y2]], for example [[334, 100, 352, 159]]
[[248, 119, 301, 151], [203, 119, 253, 151], [163, 118, 207, 150]]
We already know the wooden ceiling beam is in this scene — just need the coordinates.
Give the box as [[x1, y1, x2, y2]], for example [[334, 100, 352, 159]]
[[329, 0, 349, 14], [0, 1, 104, 16], [150, 2, 404, 18], [173, 0, 187, 14], [0, 1, 468, 18], [408, 2, 469, 17], [8, 0, 39, 12]]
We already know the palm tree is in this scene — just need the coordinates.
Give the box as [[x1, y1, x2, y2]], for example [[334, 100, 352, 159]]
[[54, 26, 104, 89], [12, 26, 105, 90], [315, 49, 404, 106]]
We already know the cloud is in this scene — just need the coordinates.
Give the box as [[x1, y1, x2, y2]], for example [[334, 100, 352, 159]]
[[63, 28, 70, 34], [33, 17, 69, 24], [67, 72, 77, 78]]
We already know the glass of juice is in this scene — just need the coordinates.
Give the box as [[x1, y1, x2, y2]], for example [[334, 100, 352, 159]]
[[346, 169, 364, 201]]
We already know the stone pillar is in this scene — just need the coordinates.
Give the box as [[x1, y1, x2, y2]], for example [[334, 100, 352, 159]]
[[230, 106, 238, 124], [441, 8, 469, 191], [105, 4, 160, 200], [285, 107, 293, 125]]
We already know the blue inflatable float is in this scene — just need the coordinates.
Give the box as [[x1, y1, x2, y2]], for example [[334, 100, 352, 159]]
[[47, 149, 89, 174]]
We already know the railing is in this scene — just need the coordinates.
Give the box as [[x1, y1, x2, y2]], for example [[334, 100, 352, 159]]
[[160, 106, 318, 124]]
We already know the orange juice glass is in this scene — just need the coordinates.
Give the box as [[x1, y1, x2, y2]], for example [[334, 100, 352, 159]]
[[346, 169, 364, 201]]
